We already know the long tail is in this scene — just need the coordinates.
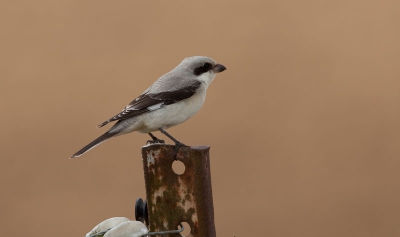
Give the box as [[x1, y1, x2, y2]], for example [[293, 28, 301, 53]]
[[70, 132, 117, 158]]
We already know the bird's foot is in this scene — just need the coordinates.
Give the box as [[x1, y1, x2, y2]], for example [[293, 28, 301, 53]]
[[157, 128, 187, 159], [147, 132, 165, 145], [146, 139, 165, 145], [173, 141, 187, 160]]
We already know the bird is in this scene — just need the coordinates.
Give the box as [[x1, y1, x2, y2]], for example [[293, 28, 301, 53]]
[[70, 56, 226, 158]]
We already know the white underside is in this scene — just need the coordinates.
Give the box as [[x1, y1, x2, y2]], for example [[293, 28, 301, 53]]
[[110, 72, 215, 135]]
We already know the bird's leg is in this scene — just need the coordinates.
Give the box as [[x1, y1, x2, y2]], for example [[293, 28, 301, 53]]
[[146, 132, 165, 144], [159, 128, 187, 159]]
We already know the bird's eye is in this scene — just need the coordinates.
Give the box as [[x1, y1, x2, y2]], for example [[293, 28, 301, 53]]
[[203, 63, 211, 70], [194, 62, 212, 76]]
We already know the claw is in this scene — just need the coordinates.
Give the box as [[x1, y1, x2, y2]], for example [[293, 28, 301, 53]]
[[157, 128, 188, 160], [173, 142, 187, 160], [146, 139, 165, 145], [147, 133, 165, 145]]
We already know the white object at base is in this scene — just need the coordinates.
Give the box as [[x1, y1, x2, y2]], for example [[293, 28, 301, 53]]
[[104, 221, 148, 237], [86, 217, 148, 237]]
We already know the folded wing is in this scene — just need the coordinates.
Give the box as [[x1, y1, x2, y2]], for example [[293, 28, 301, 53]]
[[97, 79, 201, 128]]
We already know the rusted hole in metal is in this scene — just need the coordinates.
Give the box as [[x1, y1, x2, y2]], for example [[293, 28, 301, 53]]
[[172, 160, 185, 175], [179, 222, 191, 236]]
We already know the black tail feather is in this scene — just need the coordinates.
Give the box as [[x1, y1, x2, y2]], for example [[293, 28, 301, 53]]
[[70, 132, 117, 158]]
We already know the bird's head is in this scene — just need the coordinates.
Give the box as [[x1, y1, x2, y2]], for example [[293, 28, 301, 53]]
[[181, 56, 226, 86]]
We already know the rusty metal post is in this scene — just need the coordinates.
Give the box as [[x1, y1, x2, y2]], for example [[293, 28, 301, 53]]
[[141, 144, 216, 237]]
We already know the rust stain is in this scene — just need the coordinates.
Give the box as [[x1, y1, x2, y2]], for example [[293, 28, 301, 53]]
[[142, 144, 216, 237]]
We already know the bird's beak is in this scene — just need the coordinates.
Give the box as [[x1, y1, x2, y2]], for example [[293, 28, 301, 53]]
[[212, 64, 227, 73]]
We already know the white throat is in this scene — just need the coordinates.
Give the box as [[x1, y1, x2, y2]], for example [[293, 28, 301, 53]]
[[197, 71, 216, 88]]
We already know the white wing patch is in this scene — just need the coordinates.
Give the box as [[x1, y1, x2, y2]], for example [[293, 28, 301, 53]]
[[147, 102, 164, 111]]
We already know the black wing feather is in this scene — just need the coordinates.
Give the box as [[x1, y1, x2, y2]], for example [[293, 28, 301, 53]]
[[97, 81, 201, 128]]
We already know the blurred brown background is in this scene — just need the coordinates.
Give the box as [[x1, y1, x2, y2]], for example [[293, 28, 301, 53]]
[[1, 0, 400, 236]]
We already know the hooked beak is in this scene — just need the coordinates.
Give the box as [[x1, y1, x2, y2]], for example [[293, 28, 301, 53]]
[[212, 64, 227, 73]]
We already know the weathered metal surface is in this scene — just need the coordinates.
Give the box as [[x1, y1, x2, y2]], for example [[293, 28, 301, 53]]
[[142, 144, 216, 237]]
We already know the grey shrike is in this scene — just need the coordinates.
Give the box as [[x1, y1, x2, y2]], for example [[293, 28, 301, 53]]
[[70, 56, 226, 158]]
